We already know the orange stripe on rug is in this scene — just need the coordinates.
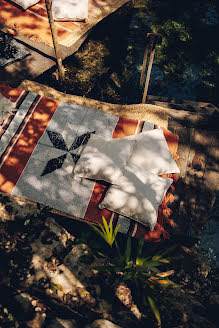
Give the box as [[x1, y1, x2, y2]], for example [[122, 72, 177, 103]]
[[84, 183, 115, 224], [0, 84, 25, 103], [0, 96, 60, 194], [112, 117, 142, 138], [160, 126, 179, 160]]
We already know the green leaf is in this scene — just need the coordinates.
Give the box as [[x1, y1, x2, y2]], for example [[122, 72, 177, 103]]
[[8, 313, 14, 321], [124, 235, 131, 264], [97, 252, 110, 260], [109, 218, 113, 240], [90, 217, 120, 247], [91, 224, 106, 240], [136, 233, 145, 259], [125, 260, 134, 269], [158, 258, 170, 264], [140, 272, 153, 278], [102, 216, 110, 237], [147, 296, 161, 327], [156, 270, 174, 278], [142, 260, 165, 267], [113, 224, 121, 239], [94, 265, 124, 273], [152, 255, 161, 261], [136, 257, 144, 266], [115, 240, 122, 260], [121, 271, 135, 281]]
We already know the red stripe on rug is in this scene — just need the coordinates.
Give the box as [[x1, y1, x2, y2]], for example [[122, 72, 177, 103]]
[[0, 97, 60, 194], [0, 113, 13, 137], [84, 117, 142, 225], [112, 117, 142, 138], [84, 183, 114, 224], [0, 84, 25, 103], [160, 127, 179, 159]]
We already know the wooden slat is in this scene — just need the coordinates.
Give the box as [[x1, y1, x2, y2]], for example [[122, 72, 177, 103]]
[[176, 129, 215, 237], [202, 131, 219, 215], [174, 127, 194, 178], [165, 127, 195, 232]]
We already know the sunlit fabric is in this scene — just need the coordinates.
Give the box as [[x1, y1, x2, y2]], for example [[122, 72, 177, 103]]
[[99, 163, 173, 231], [127, 129, 180, 175], [73, 134, 135, 184], [52, 0, 88, 21]]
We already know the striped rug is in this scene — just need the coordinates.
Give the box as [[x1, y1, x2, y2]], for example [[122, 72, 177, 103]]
[[0, 84, 179, 242]]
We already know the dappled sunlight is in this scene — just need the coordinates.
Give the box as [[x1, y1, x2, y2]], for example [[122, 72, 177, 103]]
[[72, 131, 135, 182], [115, 282, 142, 319], [112, 117, 140, 138], [0, 175, 14, 193], [0, 0, 77, 46], [0, 84, 23, 102], [0, 95, 59, 194], [99, 164, 173, 231], [0, 0, 125, 47], [161, 127, 179, 158]]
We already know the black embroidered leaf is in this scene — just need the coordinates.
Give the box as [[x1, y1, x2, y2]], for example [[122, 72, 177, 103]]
[[71, 153, 80, 164], [41, 154, 67, 176], [70, 131, 95, 150], [47, 130, 68, 151]]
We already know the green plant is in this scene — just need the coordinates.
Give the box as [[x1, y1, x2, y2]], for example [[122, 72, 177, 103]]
[[90, 216, 120, 247], [91, 220, 180, 327]]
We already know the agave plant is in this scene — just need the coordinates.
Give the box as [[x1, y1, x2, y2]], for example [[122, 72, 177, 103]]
[[91, 220, 180, 327]]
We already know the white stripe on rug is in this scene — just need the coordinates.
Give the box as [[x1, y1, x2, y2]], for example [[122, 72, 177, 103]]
[[26, 9, 73, 33], [0, 93, 39, 157]]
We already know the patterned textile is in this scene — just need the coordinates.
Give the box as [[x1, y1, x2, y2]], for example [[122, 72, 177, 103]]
[[0, 85, 179, 241], [0, 31, 30, 67]]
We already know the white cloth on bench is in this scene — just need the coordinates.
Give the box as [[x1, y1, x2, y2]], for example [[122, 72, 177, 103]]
[[52, 0, 88, 21]]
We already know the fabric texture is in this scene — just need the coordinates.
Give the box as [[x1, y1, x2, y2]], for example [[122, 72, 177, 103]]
[[11, 0, 40, 10], [99, 163, 173, 231], [0, 96, 16, 125], [0, 31, 30, 67], [0, 84, 179, 242], [72, 134, 135, 184], [52, 0, 88, 21], [127, 129, 180, 175]]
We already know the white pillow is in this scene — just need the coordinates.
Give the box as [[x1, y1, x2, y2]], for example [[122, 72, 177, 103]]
[[99, 163, 173, 231], [126, 129, 180, 175], [11, 0, 40, 10], [72, 134, 135, 184], [52, 0, 88, 21]]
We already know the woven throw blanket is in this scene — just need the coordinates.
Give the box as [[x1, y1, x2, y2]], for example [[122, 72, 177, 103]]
[[0, 0, 128, 48], [0, 85, 179, 241], [0, 31, 30, 67]]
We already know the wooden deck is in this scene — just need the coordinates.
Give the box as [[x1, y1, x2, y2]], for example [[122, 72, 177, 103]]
[[147, 96, 219, 239]]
